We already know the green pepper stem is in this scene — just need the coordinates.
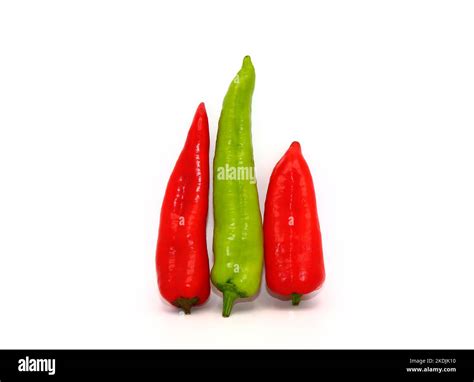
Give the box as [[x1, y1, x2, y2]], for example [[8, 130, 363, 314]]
[[222, 291, 238, 317], [291, 293, 303, 306], [173, 297, 199, 315]]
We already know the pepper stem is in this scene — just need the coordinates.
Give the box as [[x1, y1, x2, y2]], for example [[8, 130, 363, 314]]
[[222, 291, 238, 318], [173, 297, 199, 315], [291, 293, 303, 306]]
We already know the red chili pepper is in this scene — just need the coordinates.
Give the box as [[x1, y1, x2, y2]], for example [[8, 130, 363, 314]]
[[263, 141, 325, 305], [156, 103, 210, 314]]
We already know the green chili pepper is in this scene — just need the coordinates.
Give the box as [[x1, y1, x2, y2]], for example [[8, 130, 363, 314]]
[[212, 56, 264, 317]]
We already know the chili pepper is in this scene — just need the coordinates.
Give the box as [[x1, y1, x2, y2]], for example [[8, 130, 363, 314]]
[[156, 103, 210, 314], [212, 56, 264, 317], [263, 141, 325, 305]]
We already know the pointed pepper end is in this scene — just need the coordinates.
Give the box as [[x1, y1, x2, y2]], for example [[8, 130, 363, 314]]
[[290, 141, 301, 152], [197, 102, 206, 114], [242, 55, 254, 70]]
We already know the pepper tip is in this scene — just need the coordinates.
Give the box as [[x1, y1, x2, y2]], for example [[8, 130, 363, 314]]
[[197, 102, 206, 113], [290, 141, 301, 152], [242, 55, 253, 69]]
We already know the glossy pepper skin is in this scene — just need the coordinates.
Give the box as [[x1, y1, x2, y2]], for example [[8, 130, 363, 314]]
[[156, 103, 210, 314], [212, 56, 264, 317], [264, 141, 325, 305]]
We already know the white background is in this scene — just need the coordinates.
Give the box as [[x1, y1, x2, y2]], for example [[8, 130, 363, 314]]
[[1, 0, 473, 349]]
